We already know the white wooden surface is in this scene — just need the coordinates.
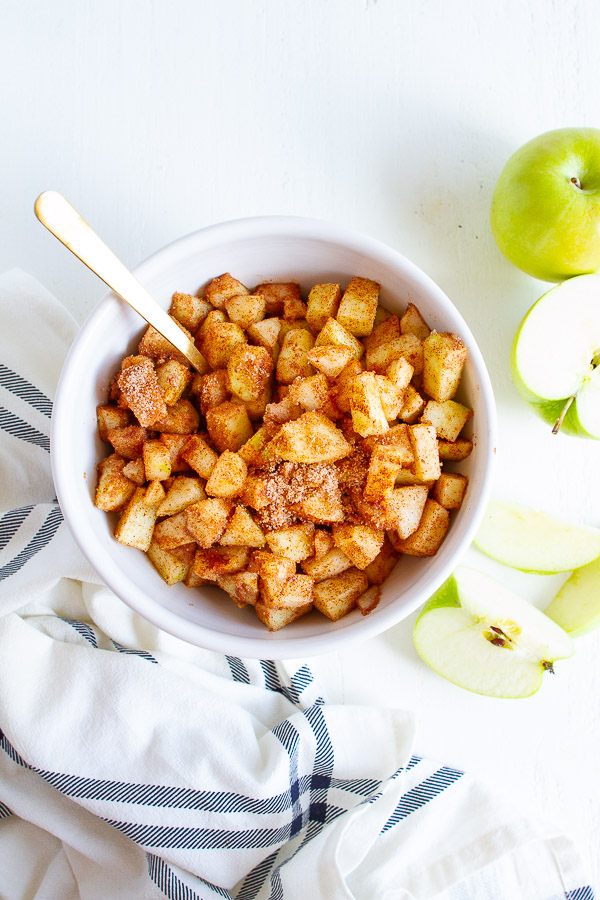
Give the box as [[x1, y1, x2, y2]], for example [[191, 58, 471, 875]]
[[3, 0, 600, 888]]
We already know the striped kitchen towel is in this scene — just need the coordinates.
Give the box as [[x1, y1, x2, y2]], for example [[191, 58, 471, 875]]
[[0, 269, 594, 900]]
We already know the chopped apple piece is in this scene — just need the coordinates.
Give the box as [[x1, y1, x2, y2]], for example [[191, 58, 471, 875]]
[[437, 438, 473, 461], [220, 504, 266, 547], [385, 485, 429, 539], [185, 498, 232, 548], [386, 356, 414, 392], [255, 601, 312, 631], [190, 545, 250, 581], [95, 454, 136, 511], [238, 425, 278, 468], [122, 458, 146, 486], [364, 537, 399, 585], [313, 568, 368, 621], [288, 373, 329, 411], [397, 498, 450, 556], [143, 480, 166, 507], [421, 400, 473, 442], [96, 405, 131, 442], [148, 541, 194, 585], [294, 489, 345, 524], [301, 547, 352, 581], [315, 317, 363, 359], [332, 524, 384, 569], [357, 585, 381, 616], [258, 554, 296, 605], [399, 385, 426, 423], [364, 444, 407, 498], [151, 399, 200, 435], [268, 411, 350, 463], [400, 303, 430, 341], [255, 282, 301, 316], [432, 473, 468, 510], [106, 425, 147, 460], [227, 344, 274, 402], [375, 375, 404, 420], [181, 434, 218, 478], [169, 292, 212, 332], [198, 370, 229, 415], [247, 317, 282, 352], [336, 277, 379, 337], [116, 356, 167, 427], [422, 332, 468, 401], [206, 401, 253, 452], [224, 292, 266, 328], [350, 371, 389, 437], [204, 273, 249, 309], [314, 529, 335, 558], [114, 487, 157, 551], [205, 451, 247, 498], [269, 574, 314, 609], [241, 475, 271, 510], [156, 476, 206, 517], [160, 433, 191, 472], [276, 329, 315, 384], [332, 359, 364, 413], [138, 321, 200, 368], [153, 511, 195, 549], [200, 321, 247, 370], [306, 344, 354, 378], [155, 360, 192, 406], [265, 523, 315, 562], [143, 439, 172, 481], [409, 424, 441, 482], [306, 283, 342, 333]]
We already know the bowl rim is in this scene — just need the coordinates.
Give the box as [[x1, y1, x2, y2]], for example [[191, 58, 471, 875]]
[[51, 214, 496, 659]]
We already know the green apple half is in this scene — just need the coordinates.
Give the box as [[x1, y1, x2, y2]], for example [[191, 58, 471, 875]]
[[545, 556, 600, 637], [474, 500, 600, 574], [414, 567, 573, 698], [491, 127, 600, 282], [511, 274, 600, 437]]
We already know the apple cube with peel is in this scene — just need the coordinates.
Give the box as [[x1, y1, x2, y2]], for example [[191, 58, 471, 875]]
[[204, 273, 249, 309], [143, 440, 172, 482], [268, 411, 351, 463], [356, 585, 381, 616], [332, 524, 384, 569], [301, 547, 352, 582], [265, 523, 315, 562], [313, 568, 369, 621], [306, 283, 342, 333], [409, 424, 441, 482], [397, 498, 449, 556], [238, 425, 277, 468], [432, 473, 468, 510], [156, 360, 192, 406], [206, 402, 253, 453], [95, 454, 136, 512], [147, 541, 194, 585], [422, 332, 468, 401], [255, 601, 313, 631], [306, 344, 355, 378], [276, 329, 315, 384], [437, 438, 473, 461], [224, 293, 267, 329], [205, 451, 248, 499], [336, 277, 379, 337], [314, 317, 364, 359], [96, 405, 131, 442], [185, 498, 232, 548], [421, 400, 473, 442], [169, 292, 212, 332], [350, 371, 389, 437], [364, 537, 399, 585], [114, 487, 157, 551], [220, 505, 266, 547], [401, 303, 430, 341], [227, 344, 274, 401], [156, 476, 207, 517]]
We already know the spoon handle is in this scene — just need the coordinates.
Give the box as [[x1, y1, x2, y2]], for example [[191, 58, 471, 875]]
[[34, 191, 207, 372]]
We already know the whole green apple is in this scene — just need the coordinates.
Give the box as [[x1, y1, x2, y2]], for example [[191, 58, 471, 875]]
[[491, 127, 600, 282]]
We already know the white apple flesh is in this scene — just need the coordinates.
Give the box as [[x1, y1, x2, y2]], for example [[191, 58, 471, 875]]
[[545, 556, 600, 637], [414, 567, 573, 698], [512, 274, 600, 438], [475, 500, 600, 574]]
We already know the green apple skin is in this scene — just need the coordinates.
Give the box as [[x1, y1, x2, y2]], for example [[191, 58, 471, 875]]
[[545, 556, 600, 637], [491, 127, 600, 282]]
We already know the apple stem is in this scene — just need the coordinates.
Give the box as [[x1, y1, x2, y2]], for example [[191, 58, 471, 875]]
[[552, 395, 576, 435], [570, 176, 582, 189], [542, 661, 555, 674]]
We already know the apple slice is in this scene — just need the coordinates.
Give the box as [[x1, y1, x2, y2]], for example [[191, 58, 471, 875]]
[[511, 274, 600, 437], [413, 567, 573, 698], [545, 556, 600, 637], [474, 500, 600, 574]]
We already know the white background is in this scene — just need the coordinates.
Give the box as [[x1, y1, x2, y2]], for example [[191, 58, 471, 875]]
[[3, 0, 600, 889]]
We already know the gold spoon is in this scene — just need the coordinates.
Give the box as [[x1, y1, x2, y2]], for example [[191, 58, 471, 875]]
[[35, 191, 206, 372]]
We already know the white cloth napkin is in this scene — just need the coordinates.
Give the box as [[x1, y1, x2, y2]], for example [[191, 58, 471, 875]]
[[0, 268, 593, 900]]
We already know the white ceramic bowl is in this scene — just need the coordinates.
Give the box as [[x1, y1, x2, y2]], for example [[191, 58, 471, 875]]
[[52, 216, 496, 659]]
